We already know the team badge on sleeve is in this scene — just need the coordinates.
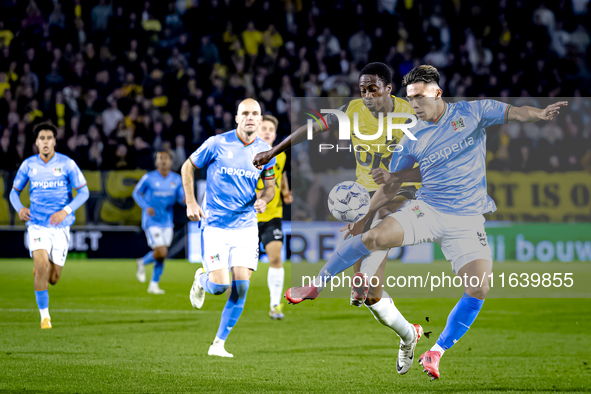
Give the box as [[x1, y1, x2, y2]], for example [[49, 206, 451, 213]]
[[451, 117, 466, 132]]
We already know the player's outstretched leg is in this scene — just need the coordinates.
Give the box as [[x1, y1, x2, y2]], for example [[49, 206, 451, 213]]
[[190, 268, 230, 309], [33, 250, 52, 329], [147, 247, 167, 294], [420, 259, 491, 380], [209, 277, 250, 358], [136, 250, 155, 283]]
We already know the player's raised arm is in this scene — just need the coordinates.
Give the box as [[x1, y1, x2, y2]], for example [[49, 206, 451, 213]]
[[508, 101, 568, 123], [181, 158, 206, 221]]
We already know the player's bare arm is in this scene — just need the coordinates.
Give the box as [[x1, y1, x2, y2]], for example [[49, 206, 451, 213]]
[[508, 101, 568, 122], [181, 159, 206, 221], [18, 207, 31, 221], [255, 178, 275, 213], [281, 172, 292, 204], [253, 121, 324, 169]]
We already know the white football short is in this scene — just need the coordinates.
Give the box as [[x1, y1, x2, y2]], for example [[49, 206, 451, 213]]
[[145, 226, 174, 248], [201, 225, 259, 274], [26, 224, 71, 267], [389, 200, 492, 274]]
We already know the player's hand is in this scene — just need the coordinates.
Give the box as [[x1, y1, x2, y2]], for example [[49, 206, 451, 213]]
[[186, 202, 206, 221], [540, 101, 568, 121], [147, 207, 156, 216], [340, 216, 368, 240], [49, 210, 68, 226], [253, 150, 273, 170], [283, 192, 293, 205], [254, 199, 267, 213], [369, 168, 397, 185], [18, 207, 31, 222]]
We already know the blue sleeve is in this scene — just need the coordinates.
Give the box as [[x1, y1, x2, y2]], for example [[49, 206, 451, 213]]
[[475, 100, 511, 128], [263, 156, 276, 170], [67, 185, 89, 212], [189, 137, 217, 169], [66, 159, 87, 190], [9, 188, 25, 212], [176, 177, 185, 205], [389, 136, 417, 172], [132, 174, 151, 210], [12, 160, 29, 192]]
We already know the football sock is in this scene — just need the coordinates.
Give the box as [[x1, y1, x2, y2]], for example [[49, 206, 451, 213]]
[[366, 291, 414, 344], [215, 280, 250, 341], [35, 290, 49, 321], [435, 293, 484, 352], [152, 260, 164, 282], [267, 267, 284, 307], [431, 343, 446, 356], [199, 273, 230, 295], [359, 249, 388, 279], [141, 251, 156, 265], [313, 235, 370, 290]]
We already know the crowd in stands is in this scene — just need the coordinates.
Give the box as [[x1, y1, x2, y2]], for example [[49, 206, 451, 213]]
[[0, 0, 590, 175]]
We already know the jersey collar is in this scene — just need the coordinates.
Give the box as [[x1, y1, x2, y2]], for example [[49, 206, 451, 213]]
[[430, 100, 447, 125], [38, 152, 57, 165], [236, 130, 257, 147]]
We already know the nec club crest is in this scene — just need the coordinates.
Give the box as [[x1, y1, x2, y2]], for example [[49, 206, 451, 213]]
[[412, 205, 425, 218], [451, 117, 466, 132], [53, 167, 63, 176]]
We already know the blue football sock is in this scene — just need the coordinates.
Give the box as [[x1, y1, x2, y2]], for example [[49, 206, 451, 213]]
[[35, 290, 49, 310], [199, 273, 230, 295], [152, 260, 164, 283], [141, 251, 156, 265], [436, 293, 484, 351], [316, 234, 370, 287], [215, 280, 250, 341]]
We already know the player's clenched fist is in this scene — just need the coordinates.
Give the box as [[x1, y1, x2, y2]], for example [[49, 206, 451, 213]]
[[369, 168, 397, 185], [253, 150, 273, 170], [186, 202, 206, 221], [254, 199, 267, 213]]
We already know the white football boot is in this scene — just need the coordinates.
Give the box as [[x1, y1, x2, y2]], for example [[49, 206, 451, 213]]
[[189, 268, 206, 309]]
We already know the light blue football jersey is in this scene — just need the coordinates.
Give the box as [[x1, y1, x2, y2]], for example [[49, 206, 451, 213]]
[[12, 153, 87, 228], [189, 130, 276, 229], [391, 99, 511, 215], [133, 171, 185, 229]]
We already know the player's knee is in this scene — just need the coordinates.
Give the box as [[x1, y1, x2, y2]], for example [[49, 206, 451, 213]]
[[465, 284, 489, 300], [49, 273, 60, 285], [153, 247, 167, 260], [210, 283, 230, 295]]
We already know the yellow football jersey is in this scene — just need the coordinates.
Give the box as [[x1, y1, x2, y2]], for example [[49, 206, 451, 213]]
[[345, 96, 421, 192], [257, 151, 286, 222]]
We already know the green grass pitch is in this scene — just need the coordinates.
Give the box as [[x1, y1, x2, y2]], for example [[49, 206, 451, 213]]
[[1, 259, 590, 393]]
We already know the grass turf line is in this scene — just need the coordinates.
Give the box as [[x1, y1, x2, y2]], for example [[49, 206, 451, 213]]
[[0, 259, 590, 393]]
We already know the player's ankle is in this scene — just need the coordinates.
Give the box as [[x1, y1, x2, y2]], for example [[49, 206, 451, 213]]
[[431, 343, 445, 357]]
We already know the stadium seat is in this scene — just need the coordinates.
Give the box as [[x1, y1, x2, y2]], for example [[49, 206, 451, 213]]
[[83, 171, 101, 192], [0, 174, 9, 225]]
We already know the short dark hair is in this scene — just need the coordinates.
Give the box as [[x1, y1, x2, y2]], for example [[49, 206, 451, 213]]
[[402, 65, 440, 88], [359, 62, 392, 86], [262, 114, 279, 130], [155, 148, 173, 160], [33, 122, 58, 140]]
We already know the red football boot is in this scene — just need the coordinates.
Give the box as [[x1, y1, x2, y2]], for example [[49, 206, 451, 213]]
[[419, 350, 441, 380], [350, 272, 369, 307], [284, 285, 320, 304]]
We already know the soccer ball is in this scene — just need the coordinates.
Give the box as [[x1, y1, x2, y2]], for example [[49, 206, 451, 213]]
[[327, 181, 371, 223]]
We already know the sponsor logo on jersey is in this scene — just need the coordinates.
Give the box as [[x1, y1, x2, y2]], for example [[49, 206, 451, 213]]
[[30, 167, 38, 176], [219, 167, 259, 179], [31, 180, 66, 189], [53, 167, 63, 176], [420, 136, 474, 168], [227, 150, 233, 159], [451, 117, 466, 132], [412, 205, 425, 218]]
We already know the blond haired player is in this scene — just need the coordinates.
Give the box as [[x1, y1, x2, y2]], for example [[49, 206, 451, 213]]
[[256, 115, 292, 320], [253, 63, 423, 374]]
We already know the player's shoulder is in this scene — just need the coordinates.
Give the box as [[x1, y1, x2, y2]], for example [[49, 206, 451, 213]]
[[55, 152, 78, 167], [254, 136, 272, 151], [170, 171, 182, 181], [347, 98, 365, 112]]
